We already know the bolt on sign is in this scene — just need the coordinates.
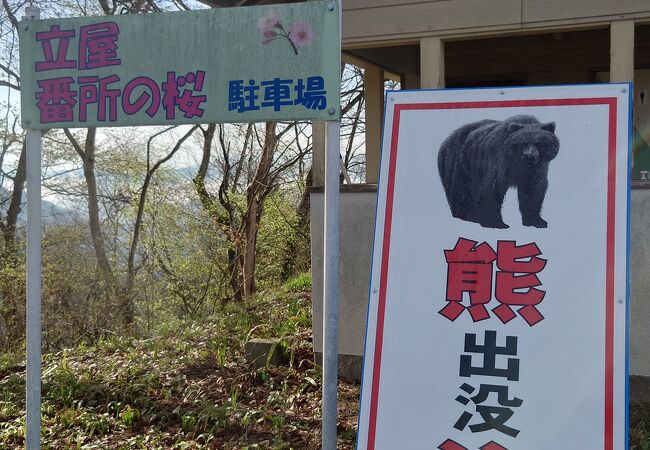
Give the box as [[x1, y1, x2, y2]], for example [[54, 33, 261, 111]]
[[18, 1, 340, 129], [357, 84, 630, 450]]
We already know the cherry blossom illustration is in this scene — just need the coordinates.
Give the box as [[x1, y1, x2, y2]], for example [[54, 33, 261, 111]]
[[257, 10, 314, 55]]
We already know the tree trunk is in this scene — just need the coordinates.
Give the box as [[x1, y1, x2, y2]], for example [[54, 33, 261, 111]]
[[194, 124, 244, 302], [66, 128, 126, 323], [228, 248, 244, 302], [3, 141, 26, 257], [242, 198, 259, 297], [241, 122, 277, 296], [281, 168, 312, 278], [123, 125, 198, 317], [82, 128, 113, 285]]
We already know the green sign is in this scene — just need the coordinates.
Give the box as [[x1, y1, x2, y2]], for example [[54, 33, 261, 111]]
[[19, 1, 341, 129]]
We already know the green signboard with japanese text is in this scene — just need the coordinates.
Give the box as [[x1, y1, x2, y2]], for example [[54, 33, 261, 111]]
[[19, 1, 341, 129]]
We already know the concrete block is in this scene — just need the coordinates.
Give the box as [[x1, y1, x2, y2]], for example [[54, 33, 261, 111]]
[[311, 186, 377, 358], [315, 352, 363, 383], [631, 188, 650, 377], [244, 339, 286, 369], [631, 375, 650, 404]]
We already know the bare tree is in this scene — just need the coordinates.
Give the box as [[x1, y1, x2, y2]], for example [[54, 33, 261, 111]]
[[64, 125, 198, 324], [194, 121, 310, 301], [340, 64, 366, 181], [0, 0, 29, 258]]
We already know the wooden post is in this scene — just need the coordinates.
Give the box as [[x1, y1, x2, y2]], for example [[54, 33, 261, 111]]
[[365, 65, 384, 184], [610, 20, 635, 83], [610, 20, 635, 174], [420, 36, 445, 89], [403, 73, 421, 90]]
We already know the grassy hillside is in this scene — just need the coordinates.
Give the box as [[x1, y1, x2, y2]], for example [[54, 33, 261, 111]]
[[0, 276, 359, 449]]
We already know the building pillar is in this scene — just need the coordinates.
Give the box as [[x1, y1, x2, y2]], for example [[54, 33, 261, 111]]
[[403, 73, 421, 90], [420, 36, 445, 89], [610, 20, 635, 173], [610, 20, 635, 83], [365, 65, 384, 184], [312, 120, 326, 186]]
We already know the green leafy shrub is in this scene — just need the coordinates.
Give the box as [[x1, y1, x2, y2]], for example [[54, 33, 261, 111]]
[[284, 272, 311, 293]]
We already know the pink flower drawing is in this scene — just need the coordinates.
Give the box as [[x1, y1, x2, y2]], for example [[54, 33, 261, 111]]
[[288, 21, 314, 48], [257, 9, 279, 32], [257, 10, 314, 55], [262, 30, 278, 45]]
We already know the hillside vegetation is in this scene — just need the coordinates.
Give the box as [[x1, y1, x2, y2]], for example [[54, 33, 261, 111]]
[[0, 278, 360, 450]]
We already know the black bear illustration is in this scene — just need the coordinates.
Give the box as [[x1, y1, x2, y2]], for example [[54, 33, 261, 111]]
[[437, 115, 559, 229]]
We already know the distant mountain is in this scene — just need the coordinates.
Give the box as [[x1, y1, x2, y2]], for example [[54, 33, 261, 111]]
[[0, 187, 74, 225]]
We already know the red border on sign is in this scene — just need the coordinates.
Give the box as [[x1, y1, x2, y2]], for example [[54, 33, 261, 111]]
[[366, 97, 618, 450]]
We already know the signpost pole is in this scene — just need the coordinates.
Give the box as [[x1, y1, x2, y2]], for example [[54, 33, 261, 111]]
[[23, 10, 43, 447], [322, 120, 340, 450], [25, 126, 42, 450]]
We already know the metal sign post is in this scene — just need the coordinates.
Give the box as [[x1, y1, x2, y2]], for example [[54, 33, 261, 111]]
[[23, 7, 43, 450], [25, 128, 42, 450], [322, 120, 340, 450]]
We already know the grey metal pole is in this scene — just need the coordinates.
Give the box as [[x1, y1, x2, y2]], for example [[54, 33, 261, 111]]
[[24, 15, 43, 450], [322, 120, 340, 450], [24, 8, 43, 443], [25, 127, 42, 450]]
